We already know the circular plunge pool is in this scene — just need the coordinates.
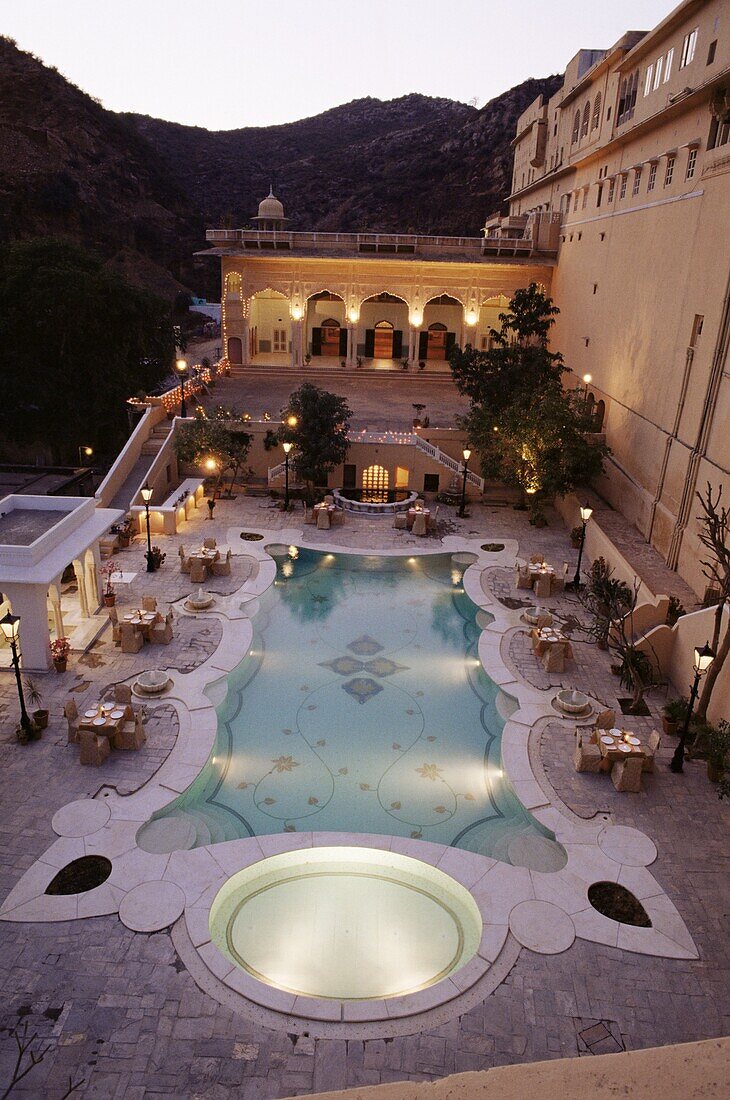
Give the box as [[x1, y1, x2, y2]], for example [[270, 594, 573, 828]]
[[209, 847, 483, 1001]]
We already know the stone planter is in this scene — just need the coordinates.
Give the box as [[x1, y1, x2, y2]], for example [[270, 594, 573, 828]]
[[103, 593, 116, 608], [33, 709, 49, 730], [662, 716, 678, 736]]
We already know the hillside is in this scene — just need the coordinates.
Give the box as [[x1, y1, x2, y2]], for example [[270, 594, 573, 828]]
[[126, 77, 562, 236], [0, 36, 206, 297], [0, 34, 562, 298]]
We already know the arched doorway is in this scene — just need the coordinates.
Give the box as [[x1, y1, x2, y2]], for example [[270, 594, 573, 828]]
[[318, 318, 342, 357], [227, 337, 243, 365], [373, 320, 394, 359], [362, 464, 389, 503], [425, 322, 447, 359]]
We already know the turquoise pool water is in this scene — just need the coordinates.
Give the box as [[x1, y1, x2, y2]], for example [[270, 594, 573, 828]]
[[145, 549, 557, 862]]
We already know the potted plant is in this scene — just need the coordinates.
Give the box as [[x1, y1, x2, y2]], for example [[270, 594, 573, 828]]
[[418, 360, 426, 372], [50, 637, 70, 673], [662, 697, 688, 735], [101, 560, 117, 607], [666, 595, 686, 627], [570, 525, 584, 549], [304, 353, 311, 367], [149, 546, 166, 570], [111, 518, 134, 548], [356, 356, 363, 369], [25, 679, 49, 730], [707, 720, 730, 783]]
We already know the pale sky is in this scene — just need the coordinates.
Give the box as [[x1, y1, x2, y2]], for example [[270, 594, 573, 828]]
[[2, 0, 673, 130]]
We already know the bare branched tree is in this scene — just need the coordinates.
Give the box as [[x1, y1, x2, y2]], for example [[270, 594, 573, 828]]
[[695, 482, 730, 722], [0, 1022, 83, 1099]]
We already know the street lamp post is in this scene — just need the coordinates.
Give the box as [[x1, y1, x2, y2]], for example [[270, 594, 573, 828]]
[[176, 358, 188, 418], [78, 445, 93, 467], [458, 448, 471, 518], [141, 482, 154, 572], [282, 442, 293, 511], [571, 504, 593, 589], [0, 612, 33, 736], [670, 642, 715, 773]]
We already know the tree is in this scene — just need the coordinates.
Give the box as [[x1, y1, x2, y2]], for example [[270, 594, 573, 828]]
[[0, 239, 173, 462], [451, 285, 607, 509], [280, 383, 352, 489], [175, 407, 251, 497], [695, 483, 730, 722], [450, 283, 564, 411]]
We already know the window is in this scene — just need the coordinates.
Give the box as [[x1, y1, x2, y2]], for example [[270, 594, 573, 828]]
[[573, 192, 579, 212], [653, 56, 663, 89], [644, 65, 654, 96], [707, 40, 717, 65], [690, 315, 704, 346], [680, 28, 698, 68], [581, 102, 590, 138], [617, 71, 638, 125], [572, 110, 581, 143], [596, 183, 603, 207], [619, 173, 628, 199], [664, 47, 674, 80], [686, 148, 697, 179], [592, 92, 602, 129], [664, 156, 675, 186], [708, 116, 730, 149], [633, 168, 642, 196], [607, 178, 615, 203], [362, 464, 389, 503], [582, 189, 588, 209], [648, 162, 657, 191], [423, 473, 440, 493]]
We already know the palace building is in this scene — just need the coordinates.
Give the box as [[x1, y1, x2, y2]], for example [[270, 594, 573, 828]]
[[204, 0, 729, 597]]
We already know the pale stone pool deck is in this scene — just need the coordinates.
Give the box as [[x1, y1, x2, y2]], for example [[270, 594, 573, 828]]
[[0, 497, 727, 1096]]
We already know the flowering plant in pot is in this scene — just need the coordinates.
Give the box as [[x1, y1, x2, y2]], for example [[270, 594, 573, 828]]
[[101, 560, 117, 607], [570, 525, 584, 549], [111, 518, 134, 548], [149, 546, 166, 570], [50, 637, 70, 673], [24, 678, 48, 729]]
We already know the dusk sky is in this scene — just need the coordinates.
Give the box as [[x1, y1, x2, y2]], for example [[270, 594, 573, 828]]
[[3, 0, 673, 130]]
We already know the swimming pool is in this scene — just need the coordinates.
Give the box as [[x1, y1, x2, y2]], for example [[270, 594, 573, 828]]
[[140, 548, 559, 863]]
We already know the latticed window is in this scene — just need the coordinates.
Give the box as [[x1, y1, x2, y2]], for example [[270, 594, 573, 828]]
[[581, 102, 590, 138], [686, 148, 697, 179], [592, 93, 602, 130], [632, 169, 642, 196], [362, 464, 389, 503], [647, 163, 657, 191], [665, 156, 675, 186], [572, 111, 580, 144]]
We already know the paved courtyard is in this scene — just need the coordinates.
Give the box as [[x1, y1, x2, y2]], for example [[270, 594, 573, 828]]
[[0, 497, 727, 1098]]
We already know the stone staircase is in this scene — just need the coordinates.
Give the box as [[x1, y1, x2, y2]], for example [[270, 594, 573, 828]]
[[141, 423, 172, 456]]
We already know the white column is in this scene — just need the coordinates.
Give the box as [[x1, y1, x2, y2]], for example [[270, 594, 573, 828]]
[[347, 327, 355, 366], [73, 560, 90, 619], [291, 320, 303, 368], [49, 586, 65, 641], [408, 327, 417, 364], [241, 315, 251, 366], [2, 584, 53, 671]]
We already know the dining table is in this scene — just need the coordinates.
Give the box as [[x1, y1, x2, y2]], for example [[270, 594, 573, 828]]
[[78, 701, 132, 739], [121, 609, 161, 639], [188, 547, 220, 574], [531, 626, 573, 658], [593, 727, 645, 772], [406, 508, 431, 530]]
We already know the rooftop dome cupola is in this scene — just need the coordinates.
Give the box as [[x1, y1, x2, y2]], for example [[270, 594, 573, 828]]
[[252, 186, 288, 231]]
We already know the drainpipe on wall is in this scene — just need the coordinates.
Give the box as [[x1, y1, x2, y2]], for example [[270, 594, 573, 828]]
[[666, 266, 730, 572]]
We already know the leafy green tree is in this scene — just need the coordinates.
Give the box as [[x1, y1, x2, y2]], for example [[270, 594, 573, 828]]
[[175, 407, 251, 497], [0, 239, 173, 462], [452, 284, 607, 509], [280, 383, 352, 489], [450, 283, 564, 411]]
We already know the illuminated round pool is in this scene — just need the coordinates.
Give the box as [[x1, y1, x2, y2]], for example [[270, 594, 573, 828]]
[[209, 847, 483, 1001]]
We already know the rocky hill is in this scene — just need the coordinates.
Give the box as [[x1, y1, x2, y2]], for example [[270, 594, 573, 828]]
[[0, 34, 562, 295], [127, 76, 562, 236], [0, 36, 206, 297]]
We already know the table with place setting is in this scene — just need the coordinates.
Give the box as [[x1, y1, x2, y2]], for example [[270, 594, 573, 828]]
[[406, 507, 431, 530], [594, 727, 645, 771], [78, 701, 131, 738], [531, 625, 573, 658], [121, 609, 161, 639]]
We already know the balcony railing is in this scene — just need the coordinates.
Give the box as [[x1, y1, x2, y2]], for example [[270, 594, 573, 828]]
[[205, 226, 557, 260]]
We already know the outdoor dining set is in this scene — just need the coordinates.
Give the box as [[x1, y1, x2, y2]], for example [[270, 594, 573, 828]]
[[108, 597, 174, 653], [179, 538, 232, 581], [63, 683, 148, 765], [393, 501, 438, 535], [304, 496, 345, 529], [516, 555, 569, 598], [574, 709, 662, 792]]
